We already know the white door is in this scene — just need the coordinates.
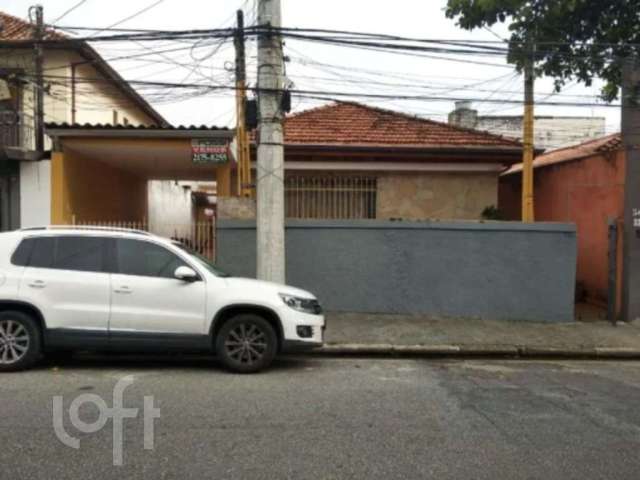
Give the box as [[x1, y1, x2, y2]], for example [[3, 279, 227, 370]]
[[108, 238, 206, 336], [18, 235, 111, 332]]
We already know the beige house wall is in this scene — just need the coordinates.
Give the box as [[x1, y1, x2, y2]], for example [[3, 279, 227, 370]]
[[69, 53, 154, 126], [0, 48, 155, 134], [376, 172, 498, 220]]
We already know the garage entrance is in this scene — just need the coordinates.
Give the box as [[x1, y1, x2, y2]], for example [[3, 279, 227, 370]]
[[46, 124, 237, 260]]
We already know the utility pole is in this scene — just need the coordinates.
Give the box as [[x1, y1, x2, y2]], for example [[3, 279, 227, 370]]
[[234, 9, 251, 197], [256, 0, 285, 283], [33, 4, 45, 155], [621, 57, 640, 321], [521, 58, 535, 222]]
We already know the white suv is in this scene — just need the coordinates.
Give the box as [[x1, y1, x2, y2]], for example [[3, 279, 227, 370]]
[[0, 227, 324, 373]]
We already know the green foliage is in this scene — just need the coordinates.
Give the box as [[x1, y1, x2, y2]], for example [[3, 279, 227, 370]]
[[445, 0, 640, 102], [481, 205, 503, 220]]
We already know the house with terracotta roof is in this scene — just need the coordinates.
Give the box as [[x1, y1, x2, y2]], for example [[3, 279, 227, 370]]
[[254, 102, 524, 221], [499, 133, 624, 310], [0, 10, 166, 230], [35, 100, 524, 265]]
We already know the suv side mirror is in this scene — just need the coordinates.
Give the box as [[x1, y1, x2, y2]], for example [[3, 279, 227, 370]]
[[174, 266, 198, 282]]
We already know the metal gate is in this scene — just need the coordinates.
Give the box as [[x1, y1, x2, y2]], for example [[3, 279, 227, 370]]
[[73, 220, 217, 261]]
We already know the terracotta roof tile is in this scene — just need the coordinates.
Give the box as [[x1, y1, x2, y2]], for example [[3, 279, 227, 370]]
[[276, 102, 522, 149], [503, 133, 622, 175], [45, 122, 229, 131], [0, 11, 66, 41]]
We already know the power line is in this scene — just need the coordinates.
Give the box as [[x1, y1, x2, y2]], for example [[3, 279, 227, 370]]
[[14, 24, 633, 63], [50, 0, 90, 25], [287, 51, 504, 84], [39, 41, 226, 72], [22, 73, 622, 108], [286, 90, 620, 109], [48, 23, 640, 49], [5, 19, 622, 126], [88, 0, 167, 37], [277, 31, 623, 63], [287, 71, 606, 100], [284, 47, 607, 101]]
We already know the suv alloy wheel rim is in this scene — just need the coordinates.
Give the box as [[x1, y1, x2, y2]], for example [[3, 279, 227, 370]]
[[224, 323, 267, 366], [0, 320, 30, 365]]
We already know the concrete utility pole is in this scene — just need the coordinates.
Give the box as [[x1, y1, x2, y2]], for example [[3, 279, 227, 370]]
[[256, 0, 285, 283], [234, 9, 251, 198], [32, 4, 45, 154], [521, 58, 535, 222], [621, 58, 640, 321]]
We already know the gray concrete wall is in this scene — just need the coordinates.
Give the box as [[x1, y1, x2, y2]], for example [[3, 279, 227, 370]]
[[216, 220, 577, 322]]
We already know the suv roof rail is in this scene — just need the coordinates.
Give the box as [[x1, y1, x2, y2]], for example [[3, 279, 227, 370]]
[[20, 225, 152, 236]]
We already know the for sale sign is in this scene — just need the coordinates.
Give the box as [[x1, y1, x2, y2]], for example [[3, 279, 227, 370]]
[[191, 139, 229, 164]]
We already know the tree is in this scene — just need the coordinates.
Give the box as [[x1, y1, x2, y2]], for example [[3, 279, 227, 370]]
[[445, 0, 640, 101]]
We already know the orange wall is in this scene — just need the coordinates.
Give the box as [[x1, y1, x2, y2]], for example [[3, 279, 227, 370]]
[[499, 150, 625, 305], [51, 149, 147, 224]]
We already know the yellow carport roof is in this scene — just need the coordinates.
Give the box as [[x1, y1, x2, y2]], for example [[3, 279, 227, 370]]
[[46, 123, 235, 181]]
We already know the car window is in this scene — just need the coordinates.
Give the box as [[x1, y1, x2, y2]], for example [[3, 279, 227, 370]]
[[15, 236, 106, 272], [11, 237, 35, 266], [29, 237, 55, 269], [53, 236, 105, 272], [116, 238, 188, 279], [174, 242, 230, 277]]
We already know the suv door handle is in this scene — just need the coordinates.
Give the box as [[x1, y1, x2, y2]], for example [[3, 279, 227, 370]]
[[28, 280, 46, 289], [114, 286, 132, 294]]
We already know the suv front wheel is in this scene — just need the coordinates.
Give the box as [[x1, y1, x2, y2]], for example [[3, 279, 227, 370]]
[[215, 314, 278, 373], [0, 311, 42, 372]]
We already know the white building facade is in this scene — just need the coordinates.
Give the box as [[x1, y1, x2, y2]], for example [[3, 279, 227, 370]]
[[448, 101, 606, 151]]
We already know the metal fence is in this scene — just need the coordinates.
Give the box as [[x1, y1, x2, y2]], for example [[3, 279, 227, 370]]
[[285, 175, 377, 219], [73, 220, 216, 261], [0, 111, 34, 149]]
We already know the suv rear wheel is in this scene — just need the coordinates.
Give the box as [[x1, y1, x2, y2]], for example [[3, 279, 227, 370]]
[[0, 311, 42, 372], [215, 314, 277, 373]]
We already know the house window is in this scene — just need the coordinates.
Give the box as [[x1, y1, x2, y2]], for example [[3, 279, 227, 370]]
[[0, 78, 29, 149], [285, 175, 377, 219]]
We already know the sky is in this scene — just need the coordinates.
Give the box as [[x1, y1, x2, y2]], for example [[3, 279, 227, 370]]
[[0, 0, 621, 137]]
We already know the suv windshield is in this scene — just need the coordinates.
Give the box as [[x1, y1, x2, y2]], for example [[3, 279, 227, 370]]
[[174, 243, 231, 277]]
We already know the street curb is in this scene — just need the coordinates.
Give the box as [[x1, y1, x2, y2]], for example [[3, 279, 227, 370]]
[[594, 347, 640, 357], [314, 344, 640, 359]]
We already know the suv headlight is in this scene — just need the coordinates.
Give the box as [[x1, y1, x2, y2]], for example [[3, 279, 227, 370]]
[[279, 293, 322, 315]]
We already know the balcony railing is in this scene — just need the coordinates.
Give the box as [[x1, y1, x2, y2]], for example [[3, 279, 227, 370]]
[[0, 111, 34, 150]]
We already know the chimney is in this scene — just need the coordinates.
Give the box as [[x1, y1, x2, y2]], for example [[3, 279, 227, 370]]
[[448, 101, 478, 129]]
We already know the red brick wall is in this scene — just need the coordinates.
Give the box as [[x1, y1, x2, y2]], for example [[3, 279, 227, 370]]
[[499, 150, 625, 305]]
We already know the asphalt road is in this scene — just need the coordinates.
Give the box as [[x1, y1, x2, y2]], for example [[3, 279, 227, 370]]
[[2, 355, 640, 479]]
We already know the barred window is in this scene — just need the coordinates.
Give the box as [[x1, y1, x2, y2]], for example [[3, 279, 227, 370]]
[[285, 175, 377, 219]]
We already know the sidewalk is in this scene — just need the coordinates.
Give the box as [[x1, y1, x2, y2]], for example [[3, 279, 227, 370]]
[[317, 313, 640, 358]]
